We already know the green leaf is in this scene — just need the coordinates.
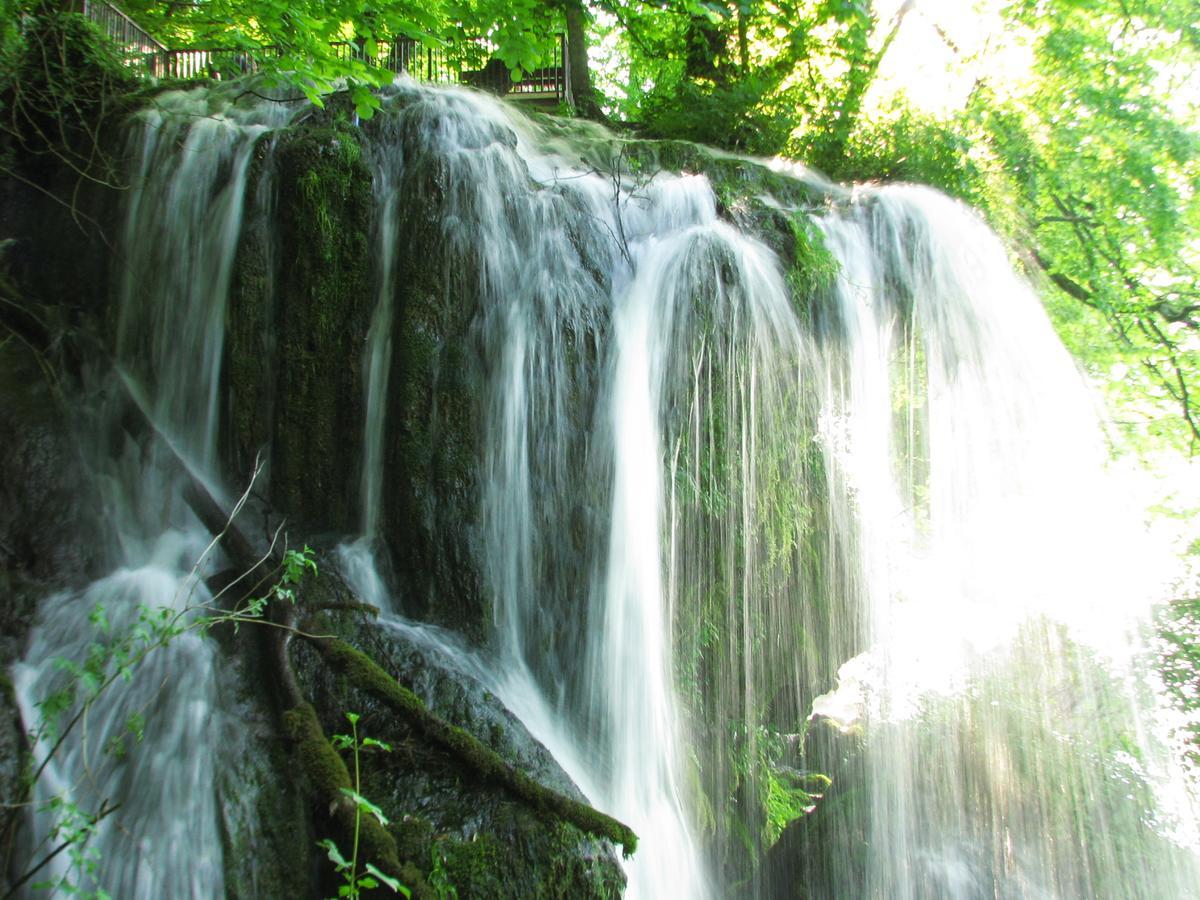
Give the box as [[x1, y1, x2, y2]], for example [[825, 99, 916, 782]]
[[300, 83, 326, 108], [317, 838, 350, 870], [351, 84, 380, 121], [365, 863, 405, 894], [126, 712, 145, 742], [339, 788, 389, 825]]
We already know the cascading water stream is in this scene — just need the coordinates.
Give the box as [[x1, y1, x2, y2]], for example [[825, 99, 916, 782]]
[[360, 155, 401, 545], [805, 186, 1200, 898], [342, 83, 716, 897], [599, 224, 712, 900], [11, 87, 296, 898]]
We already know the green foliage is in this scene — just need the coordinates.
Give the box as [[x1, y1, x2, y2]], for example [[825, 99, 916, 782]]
[[31, 798, 114, 900], [0, 3, 135, 192], [593, 1, 904, 158], [1, 0, 567, 121], [1155, 593, 1200, 767], [109, 0, 562, 117], [786, 212, 838, 308], [13, 540, 320, 897], [963, 1, 1200, 449], [320, 712, 409, 899], [802, 102, 986, 207], [427, 844, 459, 900], [203, 545, 313, 629], [637, 71, 793, 155], [759, 734, 830, 846]]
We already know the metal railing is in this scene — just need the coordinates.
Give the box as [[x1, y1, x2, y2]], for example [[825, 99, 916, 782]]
[[161, 47, 278, 81], [80, 0, 568, 102], [81, 0, 167, 75]]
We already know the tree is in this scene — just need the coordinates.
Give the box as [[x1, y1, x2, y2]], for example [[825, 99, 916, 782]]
[[1, 0, 568, 118], [965, 0, 1200, 449], [560, 0, 601, 117]]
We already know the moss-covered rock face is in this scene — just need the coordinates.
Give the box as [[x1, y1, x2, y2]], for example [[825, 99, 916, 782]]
[[224, 142, 279, 485], [211, 607, 318, 900], [259, 117, 374, 533], [224, 100, 494, 638], [378, 145, 488, 640], [292, 608, 627, 899]]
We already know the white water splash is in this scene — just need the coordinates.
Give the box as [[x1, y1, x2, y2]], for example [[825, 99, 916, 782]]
[[12, 86, 298, 899]]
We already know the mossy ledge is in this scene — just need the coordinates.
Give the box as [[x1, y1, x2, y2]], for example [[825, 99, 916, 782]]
[[302, 634, 639, 857]]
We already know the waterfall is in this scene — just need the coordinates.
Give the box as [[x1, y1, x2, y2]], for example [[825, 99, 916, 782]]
[[346, 85, 716, 897], [340, 84, 1198, 897], [12, 87, 296, 898], [11, 77, 1198, 900]]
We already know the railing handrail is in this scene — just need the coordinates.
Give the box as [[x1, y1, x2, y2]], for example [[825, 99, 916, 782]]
[[82, 0, 167, 52], [81, 0, 567, 102]]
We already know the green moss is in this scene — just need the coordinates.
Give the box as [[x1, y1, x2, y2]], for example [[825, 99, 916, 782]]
[[381, 184, 487, 638], [309, 637, 638, 856], [224, 145, 276, 483], [392, 816, 436, 862], [786, 212, 839, 314], [431, 821, 624, 899], [606, 138, 825, 213], [601, 137, 839, 327], [441, 832, 506, 896], [268, 122, 373, 532]]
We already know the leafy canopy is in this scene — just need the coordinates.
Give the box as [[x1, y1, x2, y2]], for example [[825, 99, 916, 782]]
[[45, 0, 564, 117], [964, 0, 1200, 450]]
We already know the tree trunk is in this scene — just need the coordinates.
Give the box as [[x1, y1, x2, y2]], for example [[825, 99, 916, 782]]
[[564, 1, 602, 118]]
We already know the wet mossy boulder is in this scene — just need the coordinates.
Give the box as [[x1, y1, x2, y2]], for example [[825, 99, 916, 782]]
[[292, 609, 627, 899], [212, 602, 317, 900], [757, 718, 868, 900], [372, 103, 495, 641]]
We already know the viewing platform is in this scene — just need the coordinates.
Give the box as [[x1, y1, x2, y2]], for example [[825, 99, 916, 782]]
[[80, 0, 570, 105]]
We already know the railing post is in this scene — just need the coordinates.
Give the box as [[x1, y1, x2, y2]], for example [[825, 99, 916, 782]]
[[80, 1, 571, 97], [561, 32, 571, 106]]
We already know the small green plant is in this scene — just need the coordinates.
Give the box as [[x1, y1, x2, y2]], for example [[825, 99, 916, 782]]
[[232, 545, 318, 625], [318, 712, 408, 899], [428, 843, 458, 900]]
